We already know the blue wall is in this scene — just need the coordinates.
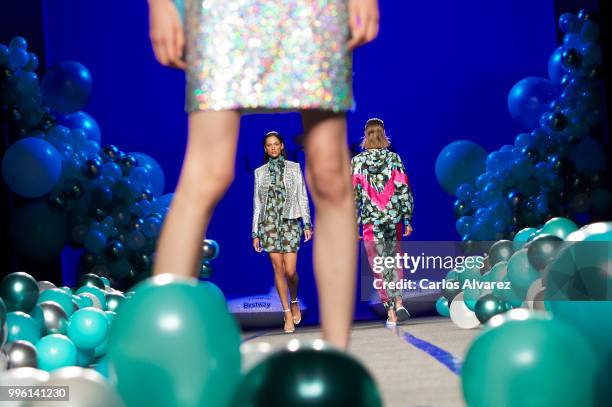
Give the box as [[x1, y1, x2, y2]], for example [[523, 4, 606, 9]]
[[43, 0, 557, 322]]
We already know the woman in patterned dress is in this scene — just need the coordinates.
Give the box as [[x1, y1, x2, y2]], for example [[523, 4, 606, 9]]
[[351, 118, 414, 325], [147, 0, 380, 348], [252, 132, 312, 333]]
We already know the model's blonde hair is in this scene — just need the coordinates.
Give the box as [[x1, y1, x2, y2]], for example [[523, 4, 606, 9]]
[[360, 119, 390, 149]]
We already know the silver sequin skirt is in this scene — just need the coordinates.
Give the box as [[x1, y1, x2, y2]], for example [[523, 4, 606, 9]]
[[182, 0, 353, 113]]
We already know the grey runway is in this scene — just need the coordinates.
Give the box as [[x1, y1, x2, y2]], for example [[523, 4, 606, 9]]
[[242, 317, 480, 407]]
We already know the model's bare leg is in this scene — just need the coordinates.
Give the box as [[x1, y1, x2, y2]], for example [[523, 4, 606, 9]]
[[270, 252, 294, 332], [153, 111, 240, 278], [283, 252, 301, 323], [301, 110, 357, 349]]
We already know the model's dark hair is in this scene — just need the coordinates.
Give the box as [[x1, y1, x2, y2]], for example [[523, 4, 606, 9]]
[[263, 131, 288, 162]]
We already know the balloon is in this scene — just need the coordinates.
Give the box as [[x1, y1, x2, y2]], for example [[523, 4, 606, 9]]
[[435, 296, 450, 317], [526, 234, 563, 270], [4, 340, 38, 369], [2, 137, 62, 198], [130, 152, 165, 196], [435, 140, 486, 195], [41, 61, 92, 114], [513, 227, 537, 250], [75, 286, 107, 310], [548, 47, 566, 84], [107, 275, 241, 407], [462, 315, 598, 407], [473, 293, 506, 324], [0, 367, 49, 407], [488, 240, 514, 266], [31, 301, 68, 335], [540, 217, 578, 239], [105, 293, 124, 312], [200, 261, 213, 278], [202, 239, 220, 261], [6, 311, 41, 344], [38, 288, 75, 317], [77, 273, 105, 290], [449, 292, 480, 329], [508, 77, 560, 129], [558, 12, 579, 33], [36, 281, 56, 293], [34, 334, 77, 372], [442, 279, 462, 301], [233, 346, 382, 407], [0, 272, 39, 313], [56, 111, 101, 144]]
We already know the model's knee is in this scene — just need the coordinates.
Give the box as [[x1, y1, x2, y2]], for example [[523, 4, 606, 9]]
[[272, 263, 285, 276], [285, 268, 297, 280], [309, 164, 350, 203]]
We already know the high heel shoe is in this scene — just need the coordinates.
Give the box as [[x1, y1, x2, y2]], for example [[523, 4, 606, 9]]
[[283, 309, 295, 333], [290, 298, 301, 325]]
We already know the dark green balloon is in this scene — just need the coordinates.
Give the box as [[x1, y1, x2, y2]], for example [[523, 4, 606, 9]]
[[0, 272, 39, 313], [474, 293, 506, 324], [77, 273, 105, 290], [488, 240, 514, 266], [462, 316, 598, 407], [442, 279, 462, 301], [107, 276, 240, 407], [234, 348, 382, 407], [105, 293, 125, 312], [527, 234, 563, 270], [0, 297, 6, 325], [200, 261, 213, 279]]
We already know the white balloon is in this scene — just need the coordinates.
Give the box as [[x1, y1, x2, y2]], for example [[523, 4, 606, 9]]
[[37, 281, 56, 293], [450, 292, 481, 329], [22, 367, 125, 407], [0, 367, 49, 407]]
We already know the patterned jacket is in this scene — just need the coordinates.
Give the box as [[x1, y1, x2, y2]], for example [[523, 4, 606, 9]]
[[351, 148, 414, 227], [252, 160, 311, 236]]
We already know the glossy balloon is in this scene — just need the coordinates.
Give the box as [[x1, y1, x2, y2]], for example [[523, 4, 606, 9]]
[[6, 311, 41, 344], [35, 334, 78, 372], [473, 294, 506, 324], [0, 272, 39, 313], [41, 61, 92, 114], [67, 307, 108, 350], [435, 140, 486, 195], [449, 293, 480, 329], [5, 340, 38, 369], [38, 288, 74, 317]]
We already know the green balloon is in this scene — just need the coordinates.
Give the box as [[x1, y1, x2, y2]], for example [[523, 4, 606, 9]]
[[463, 287, 481, 311], [473, 294, 506, 324], [77, 273, 105, 290], [107, 276, 240, 407], [0, 272, 39, 313], [35, 334, 78, 371], [488, 261, 508, 283], [462, 316, 598, 407], [74, 294, 93, 309], [105, 293, 124, 312], [38, 288, 74, 317], [540, 217, 578, 240], [100, 276, 111, 287], [456, 262, 481, 284], [488, 240, 514, 266], [68, 307, 109, 350], [436, 296, 450, 317], [513, 227, 537, 250], [0, 297, 7, 325], [507, 249, 539, 296], [76, 347, 96, 367], [234, 348, 382, 407], [59, 286, 73, 295], [76, 286, 107, 310], [6, 311, 41, 344]]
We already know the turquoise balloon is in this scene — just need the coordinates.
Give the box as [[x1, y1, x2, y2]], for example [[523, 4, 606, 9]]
[[67, 307, 108, 350], [105, 310, 117, 326], [107, 275, 241, 407], [567, 222, 612, 242], [6, 311, 41, 344], [95, 357, 109, 378], [38, 288, 74, 317], [435, 296, 450, 317], [445, 270, 458, 281], [462, 316, 598, 407], [95, 338, 108, 358], [30, 304, 44, 328], [513, 227, 537, 250], [100, 276, 110, 287], [463, 288, 481, 311], [0, 272, 39, 313], [75, 286, 107, 310], [35, 334, 77, 371], [105, 293, 124, 312], [540, 217, 578, 240], [74, 294, 93, 309], [507, 249, 539, 296], [76, 347, 96, 367], [435, 140, 486, 195], [456, 262, 481, 284], [58, 286, 73, 295]]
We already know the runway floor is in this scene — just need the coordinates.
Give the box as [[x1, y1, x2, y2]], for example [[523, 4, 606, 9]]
[[242, 317, 479, 407]]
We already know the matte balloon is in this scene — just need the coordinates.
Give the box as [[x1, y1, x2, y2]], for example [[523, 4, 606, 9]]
[[507, 76, 560, 129], [233, 347, 382, 407], [462, 316, 598, 407], [513, 227, 537, 250], [56, 111, 101, 143], [449, 292, 480, 329], [0, 367, 49, 407], [130, 152, 165, 196], [68, 307, 108, 350], [41, 61, 92, 114], [6, 311, 41, 344], [35, 334, 78, 371], [5, 340, 38, 369], [507, 249, 540, 296], [435, 140, 487, 195], [107, 275, 240, 407], [540, 217, 578, 239], [0, 272, 39, 313]]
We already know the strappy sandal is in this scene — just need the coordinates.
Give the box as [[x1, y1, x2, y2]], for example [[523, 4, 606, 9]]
[[283, 309, 295, 333], [290, 298, 301, 325]]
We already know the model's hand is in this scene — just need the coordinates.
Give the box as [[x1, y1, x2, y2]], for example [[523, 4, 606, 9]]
[[403, 225, 413, 237], [347, 0, 380, 50], [148, 0, 187, 69], [304, 229, 312, 242], [252, 237, 262, 253]]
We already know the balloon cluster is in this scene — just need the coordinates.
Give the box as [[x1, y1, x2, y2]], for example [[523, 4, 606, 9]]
[[436, 10, 610, 241], [200, 238, 220, 278]]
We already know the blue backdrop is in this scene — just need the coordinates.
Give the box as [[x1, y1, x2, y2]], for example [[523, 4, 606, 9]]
[[43, 0, 557, 322]]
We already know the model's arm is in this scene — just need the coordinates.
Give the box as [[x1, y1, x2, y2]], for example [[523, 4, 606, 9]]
[[295, 164, 312, 242], [351, 158, 363, 235], [393, 154, 414, 236], [147, 0, 186, 69], [252, 171, 263, 251]]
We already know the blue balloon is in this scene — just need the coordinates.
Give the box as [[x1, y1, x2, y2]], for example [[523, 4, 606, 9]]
[[558, 13, 580, 33], [456, 216, 474, 236], [142, 217, 162, 238], [547, 47, 565, 85], [41, 61, 93, 114], [563, 34, 583, 49], [10, 202, 68, 262], [456, 183, 475, 201], [56, 111, 101, 144], [579, 43, 602, 66], [129, 166, 151, 189], [83, 229, 107, 255], [2, 137, 62, 198], [130, 152, 165, 196], [101, 162, 122, 180], [435, 140, 487, 195], [156, 193, 174, 210], [570, 137, 605, 172], [508, 77, 560, 129], [8, 47, 28, 70]]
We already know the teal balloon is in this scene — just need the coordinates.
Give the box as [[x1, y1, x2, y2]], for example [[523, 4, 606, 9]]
[[507, 249, 539, 296], [95, 357, 109, 378], [445, 270, 458, 281], [234, 348, 382, 407], [95, 338, 108, 358], [10, 202, 67, 262], [76, 286, 107, 310], [59, 286, 73, 295], [100, 276, 110, 287], [513, 227, 537, 250], [105, 293, 124, 312], [0, 272, 39, 312], [567, 222, 612, 242], [6, 311, 41, 344], [540, 217, 578, 240], [76, 347, 96, 367], [0, 297, 6, 325], [435, 296, 450, 317], [488, 240, 514, 266], [38, 288, 74, 317], [107, 275, 241, 407], [474, 294, 506, 324], [74, 294, 93, 309], [435, 140, 486, 195], [462, 316, 598, 407], [68, 307, 109, 350], [463, 288, 481, 311], [105, 310, 117, 326], [456, 262, 481, 284], [35, 334, 78, 371]]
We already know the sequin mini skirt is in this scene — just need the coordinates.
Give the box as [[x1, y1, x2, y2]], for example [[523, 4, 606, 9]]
[[182, 0, 353, 113]]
